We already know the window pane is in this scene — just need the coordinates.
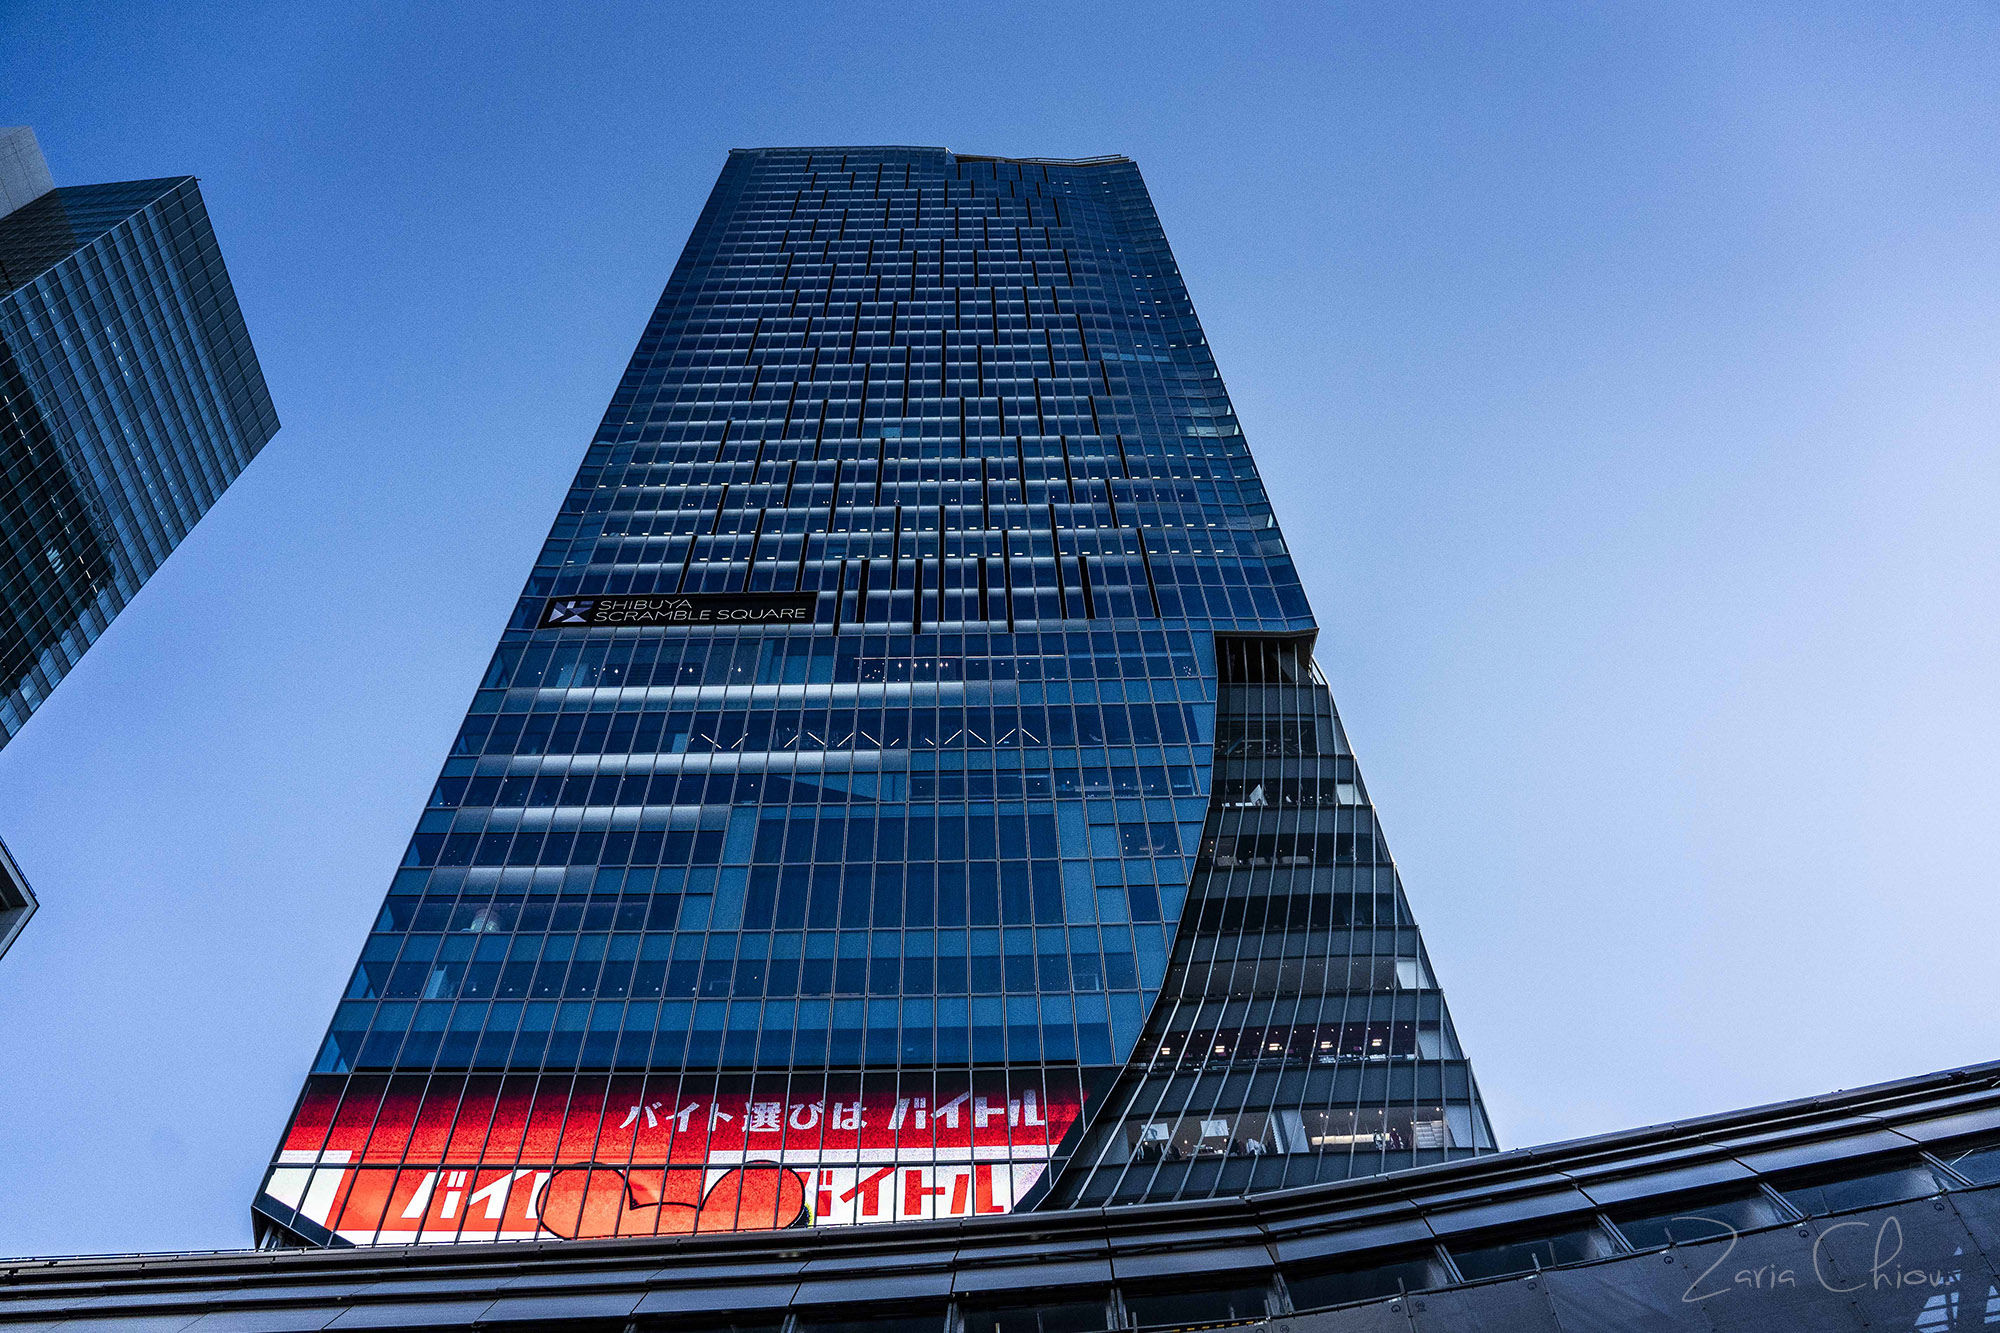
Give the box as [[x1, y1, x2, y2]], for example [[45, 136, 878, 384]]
[[1940, 1140, 2000, 1186], [1448, 1227, 1607, 1281], [1609, 1189, 1783, 1249], [1777, 1162, 1942, 1216], [1122, 1283, 1269, 1328], [1285, 1254, 1448, 1309]]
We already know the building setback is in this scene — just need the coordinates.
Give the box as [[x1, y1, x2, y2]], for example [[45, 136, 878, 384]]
[[0, 126, 279, 751], [255, 147, 1491, 1245]]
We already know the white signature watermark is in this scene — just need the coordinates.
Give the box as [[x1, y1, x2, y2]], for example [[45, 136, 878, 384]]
[[1678, 1214, 1954, 1302]]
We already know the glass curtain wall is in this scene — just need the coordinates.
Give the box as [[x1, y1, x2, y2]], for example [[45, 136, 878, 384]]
[[0, 176, 277, 744]]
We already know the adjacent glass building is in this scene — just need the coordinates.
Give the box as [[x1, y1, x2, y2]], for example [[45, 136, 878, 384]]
[[0, 833, 34, 962], [256, 147, 1491, 1247], [0, 126, 279, 749]]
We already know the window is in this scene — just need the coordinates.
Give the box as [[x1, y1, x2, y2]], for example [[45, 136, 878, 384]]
[[1446, 1225, 1610, 1280], [1938, 1138, 2000, 1186], [1121, 1281, 1269, 1329], [1776, 1160, 1944, 1216], [1284, 1252, 1448, 1309], [1608, 1188, 1784, 1249]]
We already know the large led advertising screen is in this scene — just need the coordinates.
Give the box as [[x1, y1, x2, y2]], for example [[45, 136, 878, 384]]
[[260, 1069, 1083, 1243]]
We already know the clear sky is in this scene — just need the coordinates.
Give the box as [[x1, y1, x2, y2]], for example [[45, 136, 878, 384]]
[[2, 1, 1997, 1256]]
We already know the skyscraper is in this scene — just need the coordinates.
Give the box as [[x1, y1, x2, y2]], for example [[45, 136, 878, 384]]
[[0, 126, 279, 750], [256, 147, 1491, 1246]]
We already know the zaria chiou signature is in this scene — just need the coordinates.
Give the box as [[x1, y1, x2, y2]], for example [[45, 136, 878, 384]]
[[1678, 1214, 1954, 1301]]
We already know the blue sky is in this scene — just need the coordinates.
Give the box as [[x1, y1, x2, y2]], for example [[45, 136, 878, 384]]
[[2, 1, 1998, 1255]]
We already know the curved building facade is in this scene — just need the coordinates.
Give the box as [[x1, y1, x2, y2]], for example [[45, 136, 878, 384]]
[[254, 147, 1491, 1246]]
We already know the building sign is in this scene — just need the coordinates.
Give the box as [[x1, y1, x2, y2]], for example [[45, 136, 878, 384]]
[[539, 593, 818, 629], [259, 1070, 1084, 1243]]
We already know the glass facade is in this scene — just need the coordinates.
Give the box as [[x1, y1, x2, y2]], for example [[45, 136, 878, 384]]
[[0, 175, 279, 746], [255, 147, 1490, 1246]]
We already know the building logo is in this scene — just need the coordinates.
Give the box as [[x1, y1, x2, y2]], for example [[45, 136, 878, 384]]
[[538, 592, 818, 629]]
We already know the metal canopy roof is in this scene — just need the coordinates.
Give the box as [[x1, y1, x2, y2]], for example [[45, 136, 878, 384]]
[[2, 1060, 1998, 1330]]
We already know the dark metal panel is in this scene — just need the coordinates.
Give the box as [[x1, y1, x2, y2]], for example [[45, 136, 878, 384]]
[[1284, 1299, 1412, 1333], [1539, 1255, 1707, 1330], [1110, 1220, 1269, 1250], [1410, 1172, 1578, 1213], [798, 1245, 962, 1276], [491, 1266, 657, 1293], [1577, 1158, 1760, 1207], [1420, 1187, 1599, 1238], [1554, 1141, 1736, 1180], [344, 1281, 503, 1302], [1729, 1128, 1914, 1175], [635, 1260, 811, 1286], [17, 1293, 224, 1318], [1891, 1106, 2000, 1145], [949, 1258, 1114, 1295], [1268, 1217, 1434, 1265], [1111, 1243, 1272, 1281], [477, 1292, 645, 1323], [791, 1270, 954, 1306], [1402, 1278, 1559, 1332], [1670, 1224, 1860, 1332], [323, 1302, 496, 1329], [1949, 1184, 2000, 1260], [31, 1318, 206, 1333], [1810, 1195, 1999, 1324], [166, 1286, 374, 1309], [0, 1302, 94, 1320], [632, 1282, 800, 1315], [949, 1237, 1111, 1270], [181, 1309, 343, 1333]]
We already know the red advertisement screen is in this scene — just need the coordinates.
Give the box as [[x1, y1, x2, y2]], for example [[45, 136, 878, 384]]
[[260, 1069, 1085, 1243]]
